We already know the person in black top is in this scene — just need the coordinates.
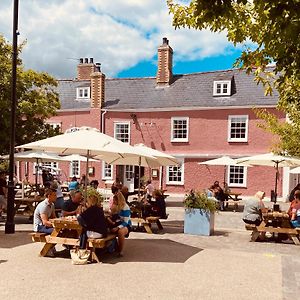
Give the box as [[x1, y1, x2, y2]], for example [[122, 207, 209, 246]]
[[62, 190, 83, 216], [77, 195, 108, 249]]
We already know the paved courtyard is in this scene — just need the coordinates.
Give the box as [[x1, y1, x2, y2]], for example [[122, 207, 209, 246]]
[[0, 198, 299, 299]]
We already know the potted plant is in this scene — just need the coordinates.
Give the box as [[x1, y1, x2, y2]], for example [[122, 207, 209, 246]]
[[183, 190, 218, 236]]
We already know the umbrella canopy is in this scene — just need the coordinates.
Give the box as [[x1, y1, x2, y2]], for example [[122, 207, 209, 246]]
[[16, 127, 147, 160], [236, 152, 300, 202], [289, 167, 300, 174], [198, 156, 251, 187], [59, 154, 99, 162], [16, 127, 156, 199], [96, 143, 178, 198], [98, 143, 178, 167], [3, 150, 65, 162]]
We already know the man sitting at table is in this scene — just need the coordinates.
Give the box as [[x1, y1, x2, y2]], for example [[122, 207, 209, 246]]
[[62, 190, 83, 217], [289, 191, 300, 228], [33, 184, 57, 234]]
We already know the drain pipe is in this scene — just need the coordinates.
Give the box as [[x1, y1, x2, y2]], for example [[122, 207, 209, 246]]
[[101, 110, 107, 133]]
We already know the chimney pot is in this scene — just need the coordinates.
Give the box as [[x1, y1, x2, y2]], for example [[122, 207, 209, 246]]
[[95, 63, 101, 72], [79, 58, 83, 64], [85, 58, 89, 63], [90, 58, 94, 63], [163, 37, 168, 45]]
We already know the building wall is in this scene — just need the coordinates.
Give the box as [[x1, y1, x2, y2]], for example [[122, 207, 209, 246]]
[[102, 107, 285, 196]]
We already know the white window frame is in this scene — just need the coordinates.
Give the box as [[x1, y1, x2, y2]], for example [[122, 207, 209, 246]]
[[33, 162, 58, 175], [69, 160, 80, 178], [102, 162, 113, 180], [213, 80, 231, 96], [227, 165, 247, 188], [76, 87, 90, 99], [114, 122, 130, 144], [47, 122, 62, 132], [228, 115, 249, 142], [166, 158, 184, 185], [171, 117, 189, 142]]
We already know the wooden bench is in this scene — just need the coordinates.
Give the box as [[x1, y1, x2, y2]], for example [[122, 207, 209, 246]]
[[245, 224, 300, 245], [30, 232, 117, 263], [30, 232, 47, 243], [131, 216, 164, 234]]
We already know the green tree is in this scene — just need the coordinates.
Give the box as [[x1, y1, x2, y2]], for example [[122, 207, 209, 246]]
[[167, 0, 300, 155], [0, 35, 60, 155]]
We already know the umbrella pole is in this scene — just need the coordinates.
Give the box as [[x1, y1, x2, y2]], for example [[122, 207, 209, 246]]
[[223, 166, 226, 188], [138, 156, 141, 200], [35, 158, 38, 194], [274, 162, 279, 203]]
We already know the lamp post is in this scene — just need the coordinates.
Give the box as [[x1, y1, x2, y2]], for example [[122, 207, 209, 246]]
[[5, 0, 19, 234]]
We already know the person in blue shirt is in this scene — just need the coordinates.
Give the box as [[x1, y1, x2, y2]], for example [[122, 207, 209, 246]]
[[68, 176, 79, 191], [110, 192, 131, 257]]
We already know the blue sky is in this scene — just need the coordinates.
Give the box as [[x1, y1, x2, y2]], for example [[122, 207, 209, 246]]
[[0, 0, 245, 79]]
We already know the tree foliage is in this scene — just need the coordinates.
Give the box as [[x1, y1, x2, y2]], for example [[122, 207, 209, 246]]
[[167, 0, 300, 155], [0, 35, 60, 155]]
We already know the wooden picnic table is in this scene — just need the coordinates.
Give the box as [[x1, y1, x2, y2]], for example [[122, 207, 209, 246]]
[[245, 211, 300, 245], [14, 196, 44, 218], [31, 217, 116, 262], [131, 216, 164, 234], [224, 191, 242, 211]]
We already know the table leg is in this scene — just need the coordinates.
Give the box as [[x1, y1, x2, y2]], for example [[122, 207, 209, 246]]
[[39, 228, 60, 257], [143, 223, 153, 234], [290, 235, 300, 245], [156, 219, 163, 230]]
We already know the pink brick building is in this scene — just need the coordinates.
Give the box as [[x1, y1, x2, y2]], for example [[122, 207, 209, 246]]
[[25, 38, 294, 198]]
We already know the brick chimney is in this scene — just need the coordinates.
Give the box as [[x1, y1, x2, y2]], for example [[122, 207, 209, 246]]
[[90, 63, 105, 108], [77, 57, 98, 80], [156, 37, 173, 86]]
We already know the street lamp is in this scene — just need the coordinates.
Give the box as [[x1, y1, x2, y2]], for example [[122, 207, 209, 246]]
[[5, 0, 19, 234]]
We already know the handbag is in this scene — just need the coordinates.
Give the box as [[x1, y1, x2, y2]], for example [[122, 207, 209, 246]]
[[70, 248, 91, 265]]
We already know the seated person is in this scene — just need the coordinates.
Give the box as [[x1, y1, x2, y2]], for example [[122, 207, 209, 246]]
[[33, 184, 57, 234], [145, 180, 154, 201], [288, 183, 300, 202], [211, 182, 226, 211], [77, 195, 108, 249], [106, 195, 122, 229], [53, 180, 64, 216], [68, 176, 79, 191], [112, 177, 123, 191], [242, 191, 268, 226], [62, 190, 83, 217], [289, 190, 300, 227], [110, 192, 131, 257], [151, 189, 167, 219]]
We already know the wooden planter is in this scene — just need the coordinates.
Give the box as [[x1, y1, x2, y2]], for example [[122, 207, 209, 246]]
[[184, 208, 215, 236]]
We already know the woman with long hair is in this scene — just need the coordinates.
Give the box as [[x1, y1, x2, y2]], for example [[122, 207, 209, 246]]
[[110, 192, 131, 256]]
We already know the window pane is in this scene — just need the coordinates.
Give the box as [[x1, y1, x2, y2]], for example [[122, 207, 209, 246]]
[[115, 123, 129, 143], [173, 119, 187, 140]]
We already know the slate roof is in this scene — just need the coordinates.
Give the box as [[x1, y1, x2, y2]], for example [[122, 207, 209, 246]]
[[57, 68, 278, 111]]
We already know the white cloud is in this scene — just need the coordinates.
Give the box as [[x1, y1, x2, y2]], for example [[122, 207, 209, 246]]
[[0, 0, 240, 78]]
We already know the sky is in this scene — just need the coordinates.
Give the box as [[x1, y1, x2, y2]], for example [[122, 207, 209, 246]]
[[0, 0, 246, 79]]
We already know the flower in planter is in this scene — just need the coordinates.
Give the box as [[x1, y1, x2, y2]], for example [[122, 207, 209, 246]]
[[183, 189, 218, 213]]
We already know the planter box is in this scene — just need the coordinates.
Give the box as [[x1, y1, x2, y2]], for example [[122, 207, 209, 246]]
[[184, 208, 215, 236]]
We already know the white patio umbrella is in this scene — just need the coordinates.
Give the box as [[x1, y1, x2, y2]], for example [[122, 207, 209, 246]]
[[3, 150, 67, 189], [17, 127, 156, 199], [59, 154, 99, 162], [95, 143, 178, 197], [198, 156, 251, 187], [236, 152, 300, 202], [289, 167, 300, 174]]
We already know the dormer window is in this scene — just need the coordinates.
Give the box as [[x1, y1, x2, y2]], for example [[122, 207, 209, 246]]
[[213, 80, 231, 96], [76, 87, 90, 99]]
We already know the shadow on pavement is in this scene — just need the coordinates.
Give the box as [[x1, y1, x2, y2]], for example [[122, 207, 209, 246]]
[[0, 231, 33, 248], [101, 239, 202, 264]]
